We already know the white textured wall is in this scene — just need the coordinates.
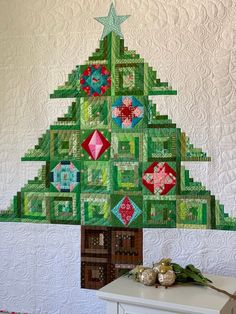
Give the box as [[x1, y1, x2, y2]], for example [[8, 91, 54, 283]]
[[0, 0, 236, 313]]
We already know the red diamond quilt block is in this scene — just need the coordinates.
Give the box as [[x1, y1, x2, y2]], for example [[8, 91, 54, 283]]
[[81, 130, 110, 160], [112, 196, 142, 226]]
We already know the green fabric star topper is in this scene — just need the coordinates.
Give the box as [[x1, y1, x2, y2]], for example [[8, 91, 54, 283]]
[[95, 3, 130, 39]]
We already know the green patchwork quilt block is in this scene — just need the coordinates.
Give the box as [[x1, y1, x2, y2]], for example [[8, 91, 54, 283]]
[[22, 192, 47, 220], [143, 199, 176, 228], [176, 196, 212, 229], [111, 133, 143, 161], [50, 192, 80, 223], [144, 128, 180, 161], [50, 129, 80, 160], [115, 63, 144, 96], [112, 162, 142, 193], [81, 161, 110, 193], [81, 193, 110, 226], [80, 97, 110, 129]]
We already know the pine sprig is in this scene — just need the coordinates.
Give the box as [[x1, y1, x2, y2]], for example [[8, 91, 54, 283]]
[[172, 263, 236, 300]]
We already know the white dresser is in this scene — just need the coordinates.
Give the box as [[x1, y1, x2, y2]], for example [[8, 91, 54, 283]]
[[97, 275, 236, 314]]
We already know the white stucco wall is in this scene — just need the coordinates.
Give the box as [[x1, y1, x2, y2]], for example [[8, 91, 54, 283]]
[[0, 0, 236, 313]]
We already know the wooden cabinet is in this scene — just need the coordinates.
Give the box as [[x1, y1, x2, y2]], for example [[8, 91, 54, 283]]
[[97, 275, 236, 314]]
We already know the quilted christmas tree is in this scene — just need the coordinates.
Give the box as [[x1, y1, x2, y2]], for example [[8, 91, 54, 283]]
[[1, 4, 235, 289]]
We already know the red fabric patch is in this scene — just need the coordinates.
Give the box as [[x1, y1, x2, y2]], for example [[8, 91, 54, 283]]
[[118, 196, 135, 225], [81, 130, 110, 160], [142, 162, 176, 195]]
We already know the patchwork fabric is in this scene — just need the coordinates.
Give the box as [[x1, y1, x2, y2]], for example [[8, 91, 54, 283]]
[[80, 98, 110, 129], [80, 65, 111, 96], [145, 128, 178, 161], [142, 162, 176, 195], [50, 130, 80, 159], [94, 3, 130, 39], [1, 3, 235, 292], [50, 192, 80, 223], [143, 199, 176, 228], [81, 226, 143, 289], [176, 196, 212, 229], [112, 96, 143, 128], [111, 196, 142, 226], [81, 194, 110, 225], [81, 162, 110, 192], [113, 162, 142, 192], [111, 133, 142, 161], [81, 130, 110, 160], [121, 68, 135, 90], [50, 161, 79, 192], [22, 192, 47, 219]]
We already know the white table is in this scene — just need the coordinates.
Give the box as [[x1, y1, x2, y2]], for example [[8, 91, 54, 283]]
[[97, 275, 236, 314]]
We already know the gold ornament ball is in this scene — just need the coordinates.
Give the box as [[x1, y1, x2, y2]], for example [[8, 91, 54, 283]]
[[140, 269, 157, 286], [138, 266, 148, 274], [158, 270, 176, 286], [137, 267, 151, 281], [132, 265, 146, 274], [159, 264, 173, 274], [130, 266, 150, 282], [153, 258, 173, 274]]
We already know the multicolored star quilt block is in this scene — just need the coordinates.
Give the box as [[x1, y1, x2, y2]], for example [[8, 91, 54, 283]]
[[50, 161, 80, 192], [80, 65, 111, 96], [142, 162, 176, 195], [112, 96, 144, 128]]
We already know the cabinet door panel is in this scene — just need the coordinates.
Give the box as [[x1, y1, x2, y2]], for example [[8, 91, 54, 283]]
[[118, 303, 181, 314], [106, 301, 118, 314]]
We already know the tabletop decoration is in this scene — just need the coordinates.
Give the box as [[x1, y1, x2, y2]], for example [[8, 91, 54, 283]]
[[128, 258, 236, 300]]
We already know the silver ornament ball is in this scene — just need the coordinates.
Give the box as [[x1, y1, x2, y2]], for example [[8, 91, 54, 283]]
[[140, 269, 157, 286], [158, 270, 176, 286]]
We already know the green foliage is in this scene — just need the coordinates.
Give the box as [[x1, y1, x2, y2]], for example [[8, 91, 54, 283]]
[[172, 263, 212, 285]]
